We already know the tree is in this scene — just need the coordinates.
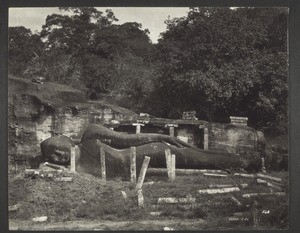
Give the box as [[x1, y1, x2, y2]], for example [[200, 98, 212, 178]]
[[8, 26, 44, 76], [35, 7, 156, 111], [152, 7, 288, 134]]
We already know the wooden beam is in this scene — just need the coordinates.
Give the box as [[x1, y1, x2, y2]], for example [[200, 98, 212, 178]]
[[147, 168, 204, 175], [157, 197, 196, 204], [234, 173, 255, 178], [257, 173, 282, 182], [203, 173, 227, 178], [198, 187, 240, 194], [242, 192, 285, 198]]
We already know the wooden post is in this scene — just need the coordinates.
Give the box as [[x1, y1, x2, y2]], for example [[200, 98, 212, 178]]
[[135, 156, 150, 191], [203, 128, 208, 150], [137, 189, 144, 208], [165, 149, 172, 180], [171, 154, 176, 182], [100, 146, 106, 182], [130, 147, 137, 184], [70, 146, 76, 173], [253, 200, 259, 229]]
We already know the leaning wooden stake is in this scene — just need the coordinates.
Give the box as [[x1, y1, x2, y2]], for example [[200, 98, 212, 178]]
[[70, 146, 76, 173], [130, 147, 137, 184], [100, 146, 106, 182], [135, 156, 150, 191]]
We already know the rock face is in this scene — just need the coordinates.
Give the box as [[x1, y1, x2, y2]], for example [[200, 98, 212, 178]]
[[208, 123, 266, 156], [8, 76, 138, 161]]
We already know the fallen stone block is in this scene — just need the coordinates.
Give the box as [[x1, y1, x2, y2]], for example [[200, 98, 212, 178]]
[[198, 187, 240, 194], [242, 192, 285, 198], [9, 204, 21, 212], [257, 178, 268, 184], [121, 191, 127, 199], [203, 173, 227, 178], [54, 177, 73, 182], [149, 211, 161, 216], [147, 168, 204, 175], [46, 173, 54, 179], [209, 184, 234, 188], [32, 216, 48, 222], [144, 181, 155, 186], [158, 197, 196, 204], [163, 227, 175, 231], [24, 169, 40, 177], [257, 173, 282, 182], [44, 162, 67, 170], [200, 169, 228, 174], [239, 183, 248, 188]]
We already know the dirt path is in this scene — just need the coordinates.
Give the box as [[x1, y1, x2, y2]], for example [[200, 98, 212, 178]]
[[10, 219, 207, 231]]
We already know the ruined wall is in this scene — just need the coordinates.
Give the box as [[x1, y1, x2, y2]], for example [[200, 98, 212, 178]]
[[207, 123, 263, 155], [10, 94, 52, 156]]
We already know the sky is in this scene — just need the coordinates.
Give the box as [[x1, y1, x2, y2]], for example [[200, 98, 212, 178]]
[[9, 7, 190, 43]]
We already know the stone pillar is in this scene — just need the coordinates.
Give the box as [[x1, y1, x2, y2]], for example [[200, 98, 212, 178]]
[[204, 128, 208, 150], [133, 123, 144, 134], [165, 124, 178, 137]]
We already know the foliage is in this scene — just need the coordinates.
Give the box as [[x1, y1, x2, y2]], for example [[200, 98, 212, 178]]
[[153, 7, 288, 134], [8, 7, 288, 134], [8, 26, 44, 76]]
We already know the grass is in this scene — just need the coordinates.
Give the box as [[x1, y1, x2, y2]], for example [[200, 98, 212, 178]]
[[8, 167, 289, 230]]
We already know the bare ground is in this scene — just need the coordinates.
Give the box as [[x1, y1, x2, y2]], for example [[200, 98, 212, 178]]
[[8, 166, 289, 231]]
